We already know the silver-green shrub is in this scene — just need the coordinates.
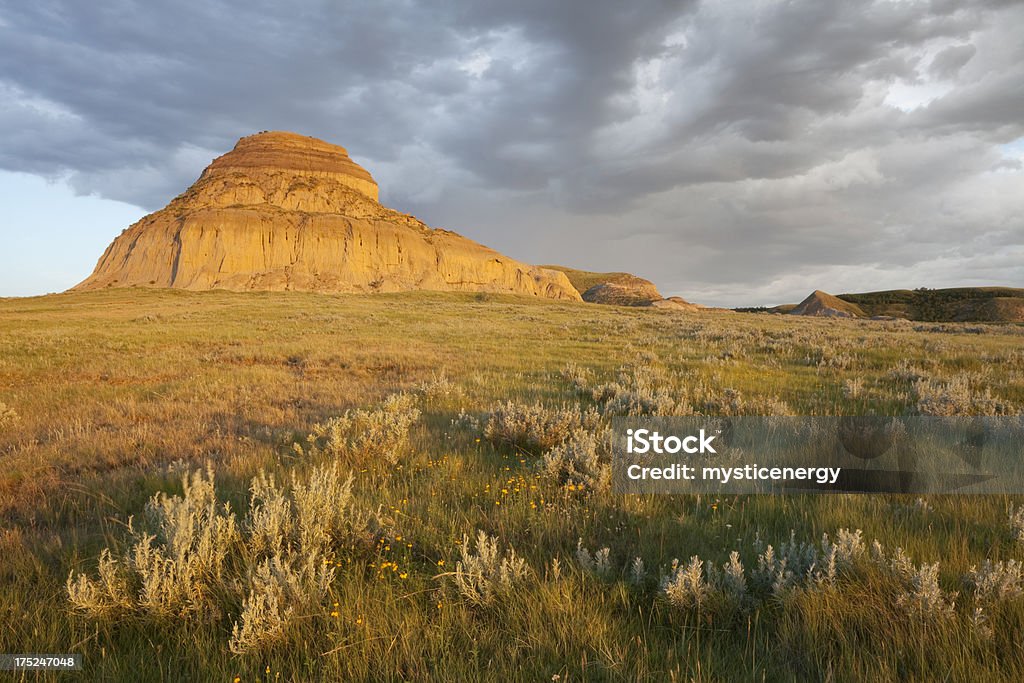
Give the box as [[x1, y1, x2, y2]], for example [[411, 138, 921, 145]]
[[451, 530, 529, 606], [72, 466, 241, 619], [913, 377, 1011, 416], [895, 561, 957, 620], [68, 462, 375, 654], [592, 365, 685, 417], [575, 540, 613, 578], [303, 393, 420, 466], [663, 556, 712, 611], [663, 528, 867, 619], [484, 401, 598, 452], [541, 428, 612, 492]]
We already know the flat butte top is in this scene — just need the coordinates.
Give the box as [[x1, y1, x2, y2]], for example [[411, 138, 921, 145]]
[[203, 131, 378, 199]]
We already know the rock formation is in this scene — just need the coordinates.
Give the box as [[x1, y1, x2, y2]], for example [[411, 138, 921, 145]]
[[582, 277, 663, 306], [74, 131, 580, 300], [789, 290, 865, 318], [650, 296, 702, 312], [542, 266, 694, 308]]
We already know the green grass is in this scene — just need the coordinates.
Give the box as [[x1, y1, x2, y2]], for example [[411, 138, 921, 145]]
[[1, 289, 1023, 681]]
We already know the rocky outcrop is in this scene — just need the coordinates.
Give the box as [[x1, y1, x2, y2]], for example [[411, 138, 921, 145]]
[[541, 265, 710, 311], [74, 131, 580, 300], [789, 290, 865, 318], [582, 277, 662, 306], [650, 296, 701, 312], [544, 264, 712, 313], [542, 266, 668, 306], [203, 131, 380, 201]]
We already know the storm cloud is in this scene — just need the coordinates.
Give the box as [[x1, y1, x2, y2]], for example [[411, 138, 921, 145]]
[[1, 0, 1021, 305]]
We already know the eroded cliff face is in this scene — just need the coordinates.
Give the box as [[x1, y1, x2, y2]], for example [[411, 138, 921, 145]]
[[74, 131, 580, 300]]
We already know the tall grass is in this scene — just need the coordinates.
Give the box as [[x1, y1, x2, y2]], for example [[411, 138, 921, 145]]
[[0, 288, 1022, 680]]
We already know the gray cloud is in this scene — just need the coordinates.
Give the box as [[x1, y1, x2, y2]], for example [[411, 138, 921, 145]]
[[1, 0, 1021, 305], [929, 43, 976, 78]]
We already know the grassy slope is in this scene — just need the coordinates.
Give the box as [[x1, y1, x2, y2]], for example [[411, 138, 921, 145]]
[[1, 289, 1023, 681], [836, 287, 1024, 322]]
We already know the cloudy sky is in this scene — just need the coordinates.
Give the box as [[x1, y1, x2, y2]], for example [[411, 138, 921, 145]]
[[1, 0, 1022, 305]]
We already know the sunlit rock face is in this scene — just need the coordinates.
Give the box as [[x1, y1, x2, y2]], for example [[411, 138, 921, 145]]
[[75, 131, 580, 300]]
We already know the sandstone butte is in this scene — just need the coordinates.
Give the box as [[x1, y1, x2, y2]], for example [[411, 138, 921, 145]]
[[73, 131, 581, 300]]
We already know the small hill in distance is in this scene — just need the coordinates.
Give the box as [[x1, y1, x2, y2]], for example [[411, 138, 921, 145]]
[[542, 266, 662, 305], [542, 266, 701, 310], [789, 290, 866, 318], [744, 287, 1024, 323], [838, 287, 1024, 322]]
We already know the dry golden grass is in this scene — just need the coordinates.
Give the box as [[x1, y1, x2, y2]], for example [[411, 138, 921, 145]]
[[1, 288, 1023, 681]]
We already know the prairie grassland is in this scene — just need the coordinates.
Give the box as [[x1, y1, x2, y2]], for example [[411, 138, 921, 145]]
[[1, 288, 1023, 681]]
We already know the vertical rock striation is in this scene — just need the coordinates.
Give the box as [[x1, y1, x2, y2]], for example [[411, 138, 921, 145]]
[[74, 131, 580, 300]]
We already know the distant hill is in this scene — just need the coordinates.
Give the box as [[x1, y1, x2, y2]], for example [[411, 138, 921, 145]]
[[755, 287, 1024, 323], [541, 266, 663, 306], [835, 287, 1024, 322], [789, 290, 865, 318]]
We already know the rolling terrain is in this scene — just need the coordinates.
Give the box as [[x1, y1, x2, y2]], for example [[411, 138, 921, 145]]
[[1, 289, 1023, 680], [758, 287, 1024, 323]]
